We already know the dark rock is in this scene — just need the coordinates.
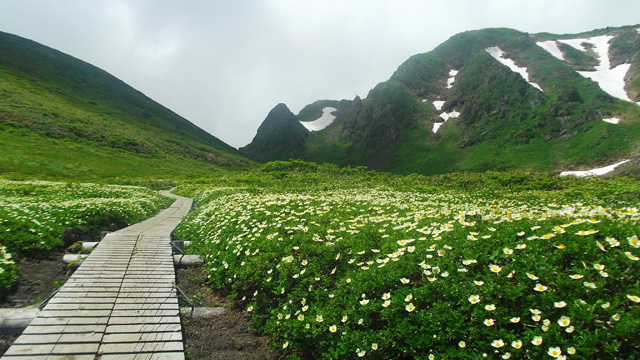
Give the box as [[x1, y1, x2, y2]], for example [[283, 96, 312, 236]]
[[61, 227, 92, 247]]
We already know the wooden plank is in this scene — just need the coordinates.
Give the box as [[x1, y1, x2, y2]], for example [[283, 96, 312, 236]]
[[110, 309, 179, 317], [102, 331, 182, 343], [104, 323, 181, 333], [30, 316, 109, 326], [114, 297, 178, 304], [21, 324, 107, 334], [112, 303, 178, 311], [98, 340, 183, 353], [47, 297, 117, 304], [35, 310, 112, 318], [107, 316, 180, 325], [13, 332, 103, 344], [98, 352, 185, 360], [43, 303, 114, 311], [3, 342, 99, 355], [1, 355, 95, 360]]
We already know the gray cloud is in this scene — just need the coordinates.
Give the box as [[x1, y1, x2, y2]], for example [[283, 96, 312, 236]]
[[1, 0, 638, 147]]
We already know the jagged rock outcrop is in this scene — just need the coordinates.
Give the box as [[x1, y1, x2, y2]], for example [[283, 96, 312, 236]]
[[240, 103, 309, 162]]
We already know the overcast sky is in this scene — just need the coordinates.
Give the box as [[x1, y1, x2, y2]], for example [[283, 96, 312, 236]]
[[2, 1, 638, 148]]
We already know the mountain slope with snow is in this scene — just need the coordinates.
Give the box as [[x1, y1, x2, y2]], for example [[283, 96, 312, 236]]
[[244, 25, 640, 177]]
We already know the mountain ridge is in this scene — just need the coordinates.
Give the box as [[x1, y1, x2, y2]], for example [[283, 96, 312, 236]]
[[241, 25, 640, 177], [0, 31, 252, 179]]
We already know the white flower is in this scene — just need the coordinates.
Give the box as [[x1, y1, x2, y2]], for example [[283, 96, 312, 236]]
[[531, 336, 543, 346], [534, 283, 548, 292], [469, 295, 481, 304], [491, 339, 505, 348], [554, 301, 567, 308], [548, 346, 562, 358], [565, 326, 575, 333], [526, 272, 539, 280]]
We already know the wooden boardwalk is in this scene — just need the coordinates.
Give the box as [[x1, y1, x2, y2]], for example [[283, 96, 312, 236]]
[[2, 192, 192, 360]]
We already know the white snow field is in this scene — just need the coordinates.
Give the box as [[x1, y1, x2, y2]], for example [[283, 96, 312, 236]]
[[602, 118, 621, 124], [558, 35, 633, 103], [560, 160, 630, 177], [447, 69, 458, 89], [536, 40, 564, 60], [486, 47, 543, 91], [432, 100, 445, 111], [300, 107, 337, 131], [573, 36, 633, 102], [432, 110, 460, 133]]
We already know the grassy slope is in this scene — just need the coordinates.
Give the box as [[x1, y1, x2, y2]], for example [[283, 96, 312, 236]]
[[0, 32, 253, 180], [381, 27, 640, 175]]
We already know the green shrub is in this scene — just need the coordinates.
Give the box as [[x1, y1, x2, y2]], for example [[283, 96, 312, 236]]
[[175, 183, 640, 359]]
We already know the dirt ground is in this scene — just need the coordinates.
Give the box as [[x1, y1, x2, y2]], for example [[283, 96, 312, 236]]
[[0, 251, 72, 355], [177, 267, 284, 360], [0, 255, 283, 359]]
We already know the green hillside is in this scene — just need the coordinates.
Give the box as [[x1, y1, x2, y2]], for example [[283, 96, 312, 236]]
[[0, 31, 253, 180], [242, 26, 640, 177]]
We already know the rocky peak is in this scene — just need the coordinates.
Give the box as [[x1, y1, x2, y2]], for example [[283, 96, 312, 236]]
[[239, 103, 308, 162]]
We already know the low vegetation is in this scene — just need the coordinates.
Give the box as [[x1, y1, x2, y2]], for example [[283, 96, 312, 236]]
[[0, 180, 173, 297], [173, 161, 640, 359]]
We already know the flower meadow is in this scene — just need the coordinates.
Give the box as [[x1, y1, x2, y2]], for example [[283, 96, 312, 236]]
[[176, 182, 640, 359], [0, 180, 173, 295]]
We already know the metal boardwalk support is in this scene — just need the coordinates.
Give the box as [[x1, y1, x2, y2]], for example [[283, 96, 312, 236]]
[[2, 191, 193, 360]]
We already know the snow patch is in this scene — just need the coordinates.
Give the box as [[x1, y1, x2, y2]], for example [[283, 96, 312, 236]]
[[432, 110, 460, 133], [602, 118, 621, 124], [560, 160, 630, 177], [485, 47, 543, 91], [432, 100, 445, 111], [439, 111, 460, 121], [446, 69, 458, 89], [572, 35, 633, 102], [536, 40, 564, 60], [300, 107, 337, 131]]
